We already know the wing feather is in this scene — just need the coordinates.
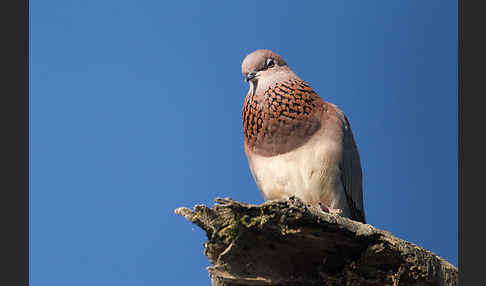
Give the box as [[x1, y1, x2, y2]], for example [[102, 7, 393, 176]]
[[338, 112, 366, 223]]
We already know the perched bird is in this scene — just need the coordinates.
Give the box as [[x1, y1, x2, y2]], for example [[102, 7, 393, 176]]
[[241, 49, 366, 223]]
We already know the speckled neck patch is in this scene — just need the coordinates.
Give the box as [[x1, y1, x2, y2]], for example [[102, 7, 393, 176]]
[[242, 79, 325, 156]]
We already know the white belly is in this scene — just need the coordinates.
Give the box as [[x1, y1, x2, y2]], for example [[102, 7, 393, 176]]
[[246, 134, 348, 211]]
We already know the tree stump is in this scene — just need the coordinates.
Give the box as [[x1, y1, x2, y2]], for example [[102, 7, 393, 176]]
[[175, 196, 458, 286]]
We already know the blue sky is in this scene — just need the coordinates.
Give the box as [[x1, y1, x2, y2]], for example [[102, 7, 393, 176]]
[[30, 1, 457, 285]]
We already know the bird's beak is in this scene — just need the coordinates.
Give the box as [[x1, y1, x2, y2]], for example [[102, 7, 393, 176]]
[[245, 71, 258, 82]]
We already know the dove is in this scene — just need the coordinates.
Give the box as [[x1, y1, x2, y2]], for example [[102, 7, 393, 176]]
[[241, 49, 365, 223]]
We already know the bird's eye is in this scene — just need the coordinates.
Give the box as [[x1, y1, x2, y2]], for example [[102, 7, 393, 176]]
[[265, 58, 275, 68]]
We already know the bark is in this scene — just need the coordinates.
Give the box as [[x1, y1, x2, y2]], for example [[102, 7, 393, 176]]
[[175, 197, 458, 286]]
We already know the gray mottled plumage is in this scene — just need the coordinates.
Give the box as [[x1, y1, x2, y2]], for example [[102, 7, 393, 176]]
[[241, 49, 366, 223]]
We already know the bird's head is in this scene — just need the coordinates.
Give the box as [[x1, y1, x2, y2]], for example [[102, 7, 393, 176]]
[[241, 49, 288, 84]]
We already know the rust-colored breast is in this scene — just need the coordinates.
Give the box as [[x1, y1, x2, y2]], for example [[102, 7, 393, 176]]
[[242, 79, 324, 156]]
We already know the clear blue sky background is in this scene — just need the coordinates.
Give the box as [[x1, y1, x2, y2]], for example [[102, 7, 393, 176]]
[[30, 1, 457, 285]]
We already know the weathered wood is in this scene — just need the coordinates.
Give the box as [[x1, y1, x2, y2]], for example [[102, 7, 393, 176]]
[[175, 197, 458, 286]]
